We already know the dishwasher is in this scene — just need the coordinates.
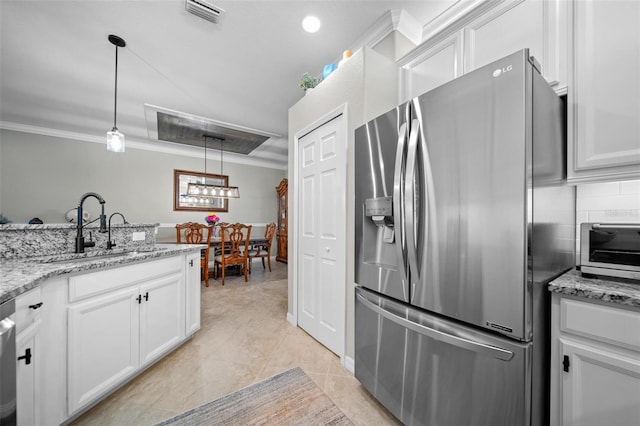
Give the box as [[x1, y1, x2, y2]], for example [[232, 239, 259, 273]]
[[1, 298, 17, 426]]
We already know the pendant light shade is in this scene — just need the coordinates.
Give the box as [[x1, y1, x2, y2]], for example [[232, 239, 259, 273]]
[[107, 34, 126, 153]]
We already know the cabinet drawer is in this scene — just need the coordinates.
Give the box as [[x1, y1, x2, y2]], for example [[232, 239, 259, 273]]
[[69, 256, 182, 302], [561, 298, 640, 352], [15, 287, 43, 334]]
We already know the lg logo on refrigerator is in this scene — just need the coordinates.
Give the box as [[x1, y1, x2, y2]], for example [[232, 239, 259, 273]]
[[493, 65, 513, 77]]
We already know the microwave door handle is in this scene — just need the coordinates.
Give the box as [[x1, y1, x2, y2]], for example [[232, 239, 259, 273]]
[[394, 122, 408, 283], [405, 118, 421, 284], [357, 292, 514, 361], [593, 224, 639, 230]]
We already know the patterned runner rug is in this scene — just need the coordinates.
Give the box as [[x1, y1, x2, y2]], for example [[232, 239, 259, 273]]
[[156, 367, 353, 425]]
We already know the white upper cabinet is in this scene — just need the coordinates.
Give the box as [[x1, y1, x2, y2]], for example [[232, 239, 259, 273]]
[[568, 0, 640, 182], [463, 0, 566, 89], [399, 30, 464, 102], [399, 0, 567, 102]]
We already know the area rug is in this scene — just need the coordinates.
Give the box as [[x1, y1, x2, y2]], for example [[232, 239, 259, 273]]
[[156, 367, 353, 425]]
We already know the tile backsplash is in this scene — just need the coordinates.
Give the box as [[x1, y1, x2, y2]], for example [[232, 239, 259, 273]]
[[575, 179, 640, 262]]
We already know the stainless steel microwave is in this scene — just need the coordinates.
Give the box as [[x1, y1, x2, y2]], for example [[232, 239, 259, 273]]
[[580, 223, 640, 280]]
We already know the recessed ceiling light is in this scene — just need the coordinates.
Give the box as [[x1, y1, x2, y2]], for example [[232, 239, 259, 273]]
[[302, 15, 321, 33]]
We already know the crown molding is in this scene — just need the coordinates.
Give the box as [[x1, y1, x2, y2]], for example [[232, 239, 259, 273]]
[[0, 121, 287, 170], [421, 0, 502, 42], [346, 9, 422, 60]]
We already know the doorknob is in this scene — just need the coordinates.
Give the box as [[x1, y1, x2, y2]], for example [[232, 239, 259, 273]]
[[325, 247, 330, 252]]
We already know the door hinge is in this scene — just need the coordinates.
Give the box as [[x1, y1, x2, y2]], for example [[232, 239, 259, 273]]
[[18, 348, 32, 365], [563, 355, 570, 372]]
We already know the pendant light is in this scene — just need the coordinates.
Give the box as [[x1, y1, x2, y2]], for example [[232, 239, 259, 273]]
[[106, 34, 126, 153], [186, 135, 240, 199]]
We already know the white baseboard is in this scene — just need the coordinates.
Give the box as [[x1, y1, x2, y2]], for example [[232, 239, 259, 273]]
[[286, 312, 296, 326], [343, 355, 355, 374]]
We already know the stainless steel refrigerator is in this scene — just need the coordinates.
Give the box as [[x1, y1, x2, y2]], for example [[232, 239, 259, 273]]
[[354, 49, 575, 426]]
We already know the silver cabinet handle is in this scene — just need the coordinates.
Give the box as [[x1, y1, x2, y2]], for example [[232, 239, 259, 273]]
[[357, 292, 514, 361]]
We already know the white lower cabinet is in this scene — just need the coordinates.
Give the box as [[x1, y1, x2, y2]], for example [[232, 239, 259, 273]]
[[67, 286, 140, 414], [15, 287, 44, 426], [185, 252, 201, 336], [16, 252, 201, 425], [550, 294, 640, 426], [67, 258, 185, 415]]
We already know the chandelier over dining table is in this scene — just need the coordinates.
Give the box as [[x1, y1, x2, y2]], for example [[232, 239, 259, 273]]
[[186, 134, 240, 199]]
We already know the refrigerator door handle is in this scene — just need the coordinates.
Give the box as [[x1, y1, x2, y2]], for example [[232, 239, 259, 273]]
[[393, 122, 408, 278], [357, 292, 515, 361], [405, 118, 421, 283]]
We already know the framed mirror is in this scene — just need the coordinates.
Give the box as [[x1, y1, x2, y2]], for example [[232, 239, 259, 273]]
[[174, 169, 229, 212]]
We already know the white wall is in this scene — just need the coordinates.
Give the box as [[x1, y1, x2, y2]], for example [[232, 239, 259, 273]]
[[0, 129, 286, 234], [288, 48, 399, 361], [575, 179, 640, 261]]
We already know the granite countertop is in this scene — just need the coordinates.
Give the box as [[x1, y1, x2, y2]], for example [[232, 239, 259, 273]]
[[548, 269, 640, 308], [0, 244, 203, 305]]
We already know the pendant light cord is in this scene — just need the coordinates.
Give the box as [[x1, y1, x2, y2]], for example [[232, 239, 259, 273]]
[[113, 44, 118, 130]]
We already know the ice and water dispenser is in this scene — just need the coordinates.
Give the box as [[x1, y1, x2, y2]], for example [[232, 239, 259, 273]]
[[362, 196, 398, 268]]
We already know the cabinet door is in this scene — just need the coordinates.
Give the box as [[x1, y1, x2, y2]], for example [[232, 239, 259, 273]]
[[568, 0, 640, 182], [16, 322, 40, 426], [185, 252, 201, 336], [139, 272, 184, 366], [464, 0, 565, 87], [559, 338, 640, 426], [67, 287, 140, 415], [399, 30, 463, 101]]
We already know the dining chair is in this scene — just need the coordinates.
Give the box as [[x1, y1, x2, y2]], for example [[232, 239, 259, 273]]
[[176, 222, 213, 287], [213, 223, 252, 285], [248, 222, 276, 272]]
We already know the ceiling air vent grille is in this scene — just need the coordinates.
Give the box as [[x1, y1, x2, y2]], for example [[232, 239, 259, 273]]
[[185, 0, 225, 24]]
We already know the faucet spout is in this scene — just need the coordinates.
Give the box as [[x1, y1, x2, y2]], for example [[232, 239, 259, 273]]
[[75, 192, 108, 253], [106, 212, 128, 250]]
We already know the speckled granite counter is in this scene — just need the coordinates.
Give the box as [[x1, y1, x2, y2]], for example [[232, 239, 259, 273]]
[[548, 269, 640, 308], [0, 244, 203, 304]]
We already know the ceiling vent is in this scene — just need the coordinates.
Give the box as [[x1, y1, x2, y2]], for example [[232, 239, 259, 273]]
[[185, 0, 225, 24]]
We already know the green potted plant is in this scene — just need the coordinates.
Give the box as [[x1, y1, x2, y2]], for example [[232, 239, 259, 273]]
[[300, 72, 320, 94]]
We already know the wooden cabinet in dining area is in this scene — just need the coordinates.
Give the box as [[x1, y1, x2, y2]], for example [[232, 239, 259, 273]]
[[276, 178, 288, 263]]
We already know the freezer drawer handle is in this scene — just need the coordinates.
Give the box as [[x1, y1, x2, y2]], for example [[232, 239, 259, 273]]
[[357, 293, 514, 361]]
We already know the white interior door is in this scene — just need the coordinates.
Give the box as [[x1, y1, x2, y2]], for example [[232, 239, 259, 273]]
[[297, 114, 346, 356]]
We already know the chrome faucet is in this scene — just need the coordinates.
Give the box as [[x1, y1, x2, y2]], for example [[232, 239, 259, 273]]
[[75, 192, 107, 253], [106, 212, 128, 250]]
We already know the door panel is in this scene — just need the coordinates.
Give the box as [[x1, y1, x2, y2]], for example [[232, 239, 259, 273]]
[[297, 115, 346, 356], [356, 287, 530, 426], [139, 273, 184, 366], [354, 104, 411, 302], [411, 50, 529, 340]]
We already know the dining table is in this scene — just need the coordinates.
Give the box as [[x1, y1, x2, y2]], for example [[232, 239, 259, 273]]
[[209, 236, 269, 249]]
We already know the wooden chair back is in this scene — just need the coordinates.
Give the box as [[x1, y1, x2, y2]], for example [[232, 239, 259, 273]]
[[176, 222, 213, 286], [248, 222, 276, 272], [214, 223, 252, 285]]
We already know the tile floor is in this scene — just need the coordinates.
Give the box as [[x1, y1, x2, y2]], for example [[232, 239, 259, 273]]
[[72, 260, 400, 425]]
